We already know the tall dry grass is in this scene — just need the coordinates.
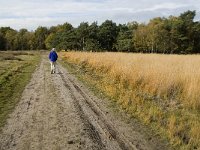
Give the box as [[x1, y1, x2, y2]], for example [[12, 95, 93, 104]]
[[60, 51, 200, 149]]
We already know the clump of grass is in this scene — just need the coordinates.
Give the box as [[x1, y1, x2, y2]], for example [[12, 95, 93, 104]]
[[11, 51, 34, 56], [0, 51, 35, 61], [1, 56, 22, 61], [59, 51, 200, 149], [0, 54, 21, 61]]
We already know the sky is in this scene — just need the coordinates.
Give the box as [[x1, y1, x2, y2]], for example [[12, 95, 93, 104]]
[[0, 0, 200, 31]]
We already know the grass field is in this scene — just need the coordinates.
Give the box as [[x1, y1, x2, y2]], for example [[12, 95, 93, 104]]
[[60, 51, 200, 150], [0, 51, 40, 129]]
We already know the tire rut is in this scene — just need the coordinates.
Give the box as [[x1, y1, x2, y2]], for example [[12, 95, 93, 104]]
[[57, 65, 136, 150], [59, 71, 106, 150], [71, 82, 133, 149]]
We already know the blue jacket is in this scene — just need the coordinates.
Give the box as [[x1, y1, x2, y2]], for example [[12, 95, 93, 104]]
[[49, 51, 58, 62]]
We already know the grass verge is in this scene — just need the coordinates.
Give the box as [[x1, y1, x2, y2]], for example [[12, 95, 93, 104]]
[[0, 51, 41, 129]]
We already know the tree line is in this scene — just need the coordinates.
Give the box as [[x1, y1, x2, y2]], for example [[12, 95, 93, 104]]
[[0, 10, 200, 54]]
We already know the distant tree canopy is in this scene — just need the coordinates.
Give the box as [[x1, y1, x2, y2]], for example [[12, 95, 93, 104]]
[[0, 10, 200, 54]]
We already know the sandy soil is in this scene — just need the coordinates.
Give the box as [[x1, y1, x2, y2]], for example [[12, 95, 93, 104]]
[[0, 55, 170, 150]]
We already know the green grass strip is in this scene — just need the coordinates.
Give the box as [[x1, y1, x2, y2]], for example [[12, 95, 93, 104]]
[[0, 53, 41, 129]]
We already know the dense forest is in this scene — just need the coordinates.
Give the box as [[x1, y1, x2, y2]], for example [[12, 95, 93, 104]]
[[0, 10, 200, 54]]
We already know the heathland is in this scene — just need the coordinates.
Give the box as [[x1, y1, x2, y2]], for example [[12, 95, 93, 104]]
[[60, 51, 200, 149], [0, 53, 171, 150]]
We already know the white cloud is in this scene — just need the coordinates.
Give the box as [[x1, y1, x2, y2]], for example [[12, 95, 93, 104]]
[[0, 0, 199, 30]]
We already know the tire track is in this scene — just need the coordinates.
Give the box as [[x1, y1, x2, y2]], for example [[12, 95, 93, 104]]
[[58, 71, 106, 150], [57, 66, 135, 150]]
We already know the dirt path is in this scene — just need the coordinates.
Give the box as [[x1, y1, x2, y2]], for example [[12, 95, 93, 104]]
[[0, 55, 170, 150]]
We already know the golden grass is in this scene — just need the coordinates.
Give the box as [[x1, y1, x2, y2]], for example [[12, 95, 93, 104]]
[[60, 51, 200, 149]]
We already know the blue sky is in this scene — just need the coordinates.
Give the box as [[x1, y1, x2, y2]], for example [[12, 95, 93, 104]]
[[0, 0, 200, 31]]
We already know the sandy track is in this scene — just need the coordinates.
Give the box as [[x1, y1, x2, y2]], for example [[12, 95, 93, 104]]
[[0, 55, 170, 150]]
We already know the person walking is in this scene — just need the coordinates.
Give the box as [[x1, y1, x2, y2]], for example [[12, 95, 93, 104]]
[[49, 48, 58, 74]]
